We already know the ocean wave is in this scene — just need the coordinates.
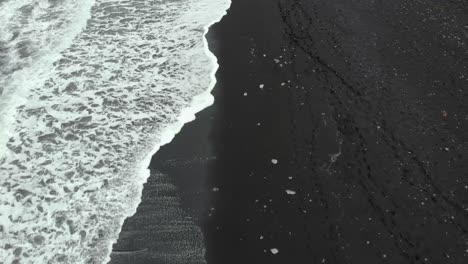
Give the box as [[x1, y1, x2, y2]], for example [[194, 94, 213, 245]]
[[0, 0, 95, 155], [0, 0, 230, 263]]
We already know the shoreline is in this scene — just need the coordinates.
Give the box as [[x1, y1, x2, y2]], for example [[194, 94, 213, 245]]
[[109, 1, 231, 263]]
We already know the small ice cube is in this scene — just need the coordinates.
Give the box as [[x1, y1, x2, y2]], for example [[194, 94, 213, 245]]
[[259, 84, 264, 89], [243, 92, 248, 96], [271, 159, 278, 164], [285, 190, 296, 195], [270, 248, 279, 254]]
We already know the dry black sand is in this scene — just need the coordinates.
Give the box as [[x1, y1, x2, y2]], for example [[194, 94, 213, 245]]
[[111, 0, 468, 263]]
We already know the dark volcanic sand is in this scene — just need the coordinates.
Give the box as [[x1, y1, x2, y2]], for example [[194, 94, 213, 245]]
[[112, 0, 468, 263]]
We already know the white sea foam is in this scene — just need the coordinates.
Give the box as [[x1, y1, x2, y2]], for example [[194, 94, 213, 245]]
[[0, 0, 231, 263], [0, 0, 95, 155]]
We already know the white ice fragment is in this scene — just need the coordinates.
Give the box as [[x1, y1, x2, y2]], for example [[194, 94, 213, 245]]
[[271, 248, 279, 254], [243, 92, 248, 96], [212, 187, 219, 192], [259, 235, 264, 240], [271, 159, 278, 164], [259, 84, 264, 89], [285, 189, 296, 195]]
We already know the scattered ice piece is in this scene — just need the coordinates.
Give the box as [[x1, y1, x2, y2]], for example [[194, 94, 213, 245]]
[[285, 190, 296, 195], [288, 176, 293, 180], [444, 147, 449, 151], [243, 92, 248, 96], [257, 122, 261, 126], [271, 159, 278, 164], [259, 235, 264, 240], [270, 248, 279, 254], [281, 82, 285, 86], [212, 187, 219, 192], [259, 84, 264, 89]]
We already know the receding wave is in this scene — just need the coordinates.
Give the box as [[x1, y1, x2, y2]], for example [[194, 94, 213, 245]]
[[0, 0, 230, 263]]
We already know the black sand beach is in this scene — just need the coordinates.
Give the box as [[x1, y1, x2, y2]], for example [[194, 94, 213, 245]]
[[112, 0, 468, 263]]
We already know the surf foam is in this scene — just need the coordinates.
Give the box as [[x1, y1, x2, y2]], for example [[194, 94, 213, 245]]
[[0, 0, 231, 263], [0, 0, 95, 156]]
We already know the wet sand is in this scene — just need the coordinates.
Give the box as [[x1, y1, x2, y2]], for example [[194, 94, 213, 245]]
[[112, 0, 468, 263]]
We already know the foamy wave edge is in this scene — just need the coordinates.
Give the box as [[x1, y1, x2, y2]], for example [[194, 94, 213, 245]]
[[102, 2, 231, 263]]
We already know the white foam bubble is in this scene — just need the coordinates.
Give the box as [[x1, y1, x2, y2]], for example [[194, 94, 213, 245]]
[[0, 0, 231, 263]]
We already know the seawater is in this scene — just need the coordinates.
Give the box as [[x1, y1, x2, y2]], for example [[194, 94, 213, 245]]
[[0, 0, 230, 263]]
